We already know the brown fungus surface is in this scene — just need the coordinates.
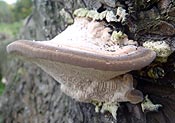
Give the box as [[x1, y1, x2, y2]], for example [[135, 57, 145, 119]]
[[7, 17, 156, 104]]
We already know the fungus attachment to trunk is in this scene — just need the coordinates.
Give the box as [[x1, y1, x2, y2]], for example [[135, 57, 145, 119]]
[[7, 17, 156, 104]]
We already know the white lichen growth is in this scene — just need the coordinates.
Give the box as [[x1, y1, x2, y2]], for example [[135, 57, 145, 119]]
[[86, 10, 99, 20], [111, 31, 126, 41], [92, 101, 102, 113], [73, 8, 89, 17], [73, 7, 128, 23], [141, 95, 162, 112], [92, 101, 119, 119], [116, 7, 128, 23], [106, 10, 118, 22], [98, 11, 107, 20], [106, 7, 128, 23], [101, 102, 119, 120], [111, 31, 138, 46], [143, 41, 172, 58]]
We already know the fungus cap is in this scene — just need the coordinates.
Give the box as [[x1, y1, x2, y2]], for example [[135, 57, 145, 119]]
[[7, 18, 156, 72]]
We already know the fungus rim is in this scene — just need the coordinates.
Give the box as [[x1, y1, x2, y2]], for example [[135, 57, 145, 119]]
[[7, 40, 156, 71]]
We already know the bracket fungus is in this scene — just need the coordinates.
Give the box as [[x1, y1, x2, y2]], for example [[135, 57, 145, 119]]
[[7, 13, 156, 107]]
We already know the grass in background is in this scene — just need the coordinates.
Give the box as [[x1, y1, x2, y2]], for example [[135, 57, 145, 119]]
[[0, 21, 22, 37]]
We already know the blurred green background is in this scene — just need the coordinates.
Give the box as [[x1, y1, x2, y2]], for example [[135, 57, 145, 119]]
[[0, 0, 32, 95], [0, 0, 32, 37]]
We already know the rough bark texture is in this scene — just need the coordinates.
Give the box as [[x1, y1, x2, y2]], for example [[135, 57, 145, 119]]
[[0, 0, 175, 123]]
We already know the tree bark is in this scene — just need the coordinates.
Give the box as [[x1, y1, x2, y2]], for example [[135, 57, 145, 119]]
[[0, 0, 175, 123]]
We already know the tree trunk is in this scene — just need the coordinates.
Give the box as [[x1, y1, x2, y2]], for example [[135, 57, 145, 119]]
[[0, 0, 175, 123]]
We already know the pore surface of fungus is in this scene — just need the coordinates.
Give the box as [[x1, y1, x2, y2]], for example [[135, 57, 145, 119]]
[[7, 17, 156, 104]]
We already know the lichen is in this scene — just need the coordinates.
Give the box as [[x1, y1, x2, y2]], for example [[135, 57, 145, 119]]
[[147, 66, 165, 79], [92, 101, 119, 119], [110, 31, 138, 46], [73, 8, 89, 17], [86, 10, 99, 20], [116, 7, 128, 23], [101, 102, 119, 119], [105, 10, 118, 22], [143, 41, 172, 57], [111, 31, 127, 41], [98, 11, 107, 20], [73, 7, 128, 23], [141, 95, 162, 112], [143, 41, 172, 62], [91, 100, 102, 113]]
